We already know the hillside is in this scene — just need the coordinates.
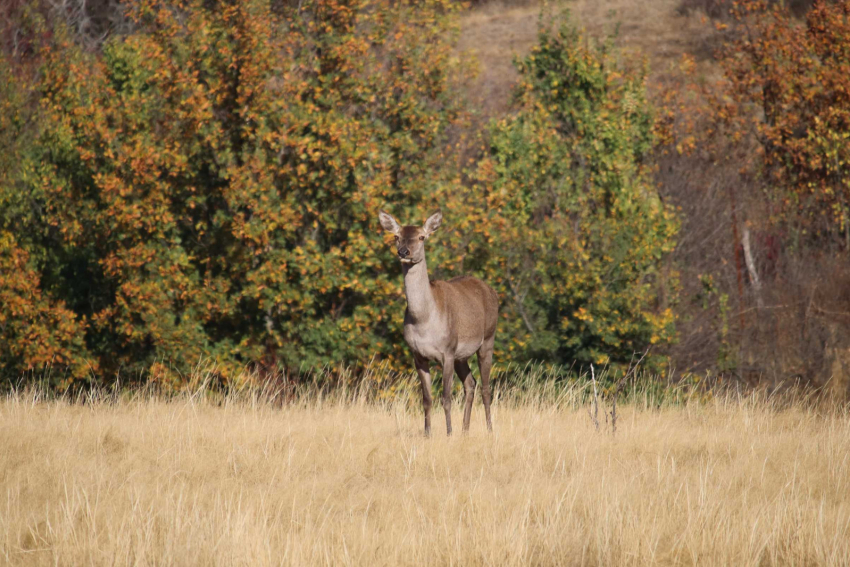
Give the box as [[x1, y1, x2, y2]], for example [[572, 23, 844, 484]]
[[458, 0, 718, 118]]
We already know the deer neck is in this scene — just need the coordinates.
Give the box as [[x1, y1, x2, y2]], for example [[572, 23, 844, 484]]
[[402, 257, 436, 323]]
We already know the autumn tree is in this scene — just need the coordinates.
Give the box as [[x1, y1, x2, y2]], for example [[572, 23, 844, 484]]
[[652, 0, 850, 386], [2, 0, 467, 385], [716, 0, 850, 248]]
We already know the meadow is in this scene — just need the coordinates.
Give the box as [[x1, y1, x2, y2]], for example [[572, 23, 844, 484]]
[[2, 374, 849, 566], [3, 2, 850, 563]]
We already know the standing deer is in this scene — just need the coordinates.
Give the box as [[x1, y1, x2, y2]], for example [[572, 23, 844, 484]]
[[379, 210, 499, 436]]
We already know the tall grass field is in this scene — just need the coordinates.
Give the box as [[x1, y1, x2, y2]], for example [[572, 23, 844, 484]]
[[2, 369, 849, 566]]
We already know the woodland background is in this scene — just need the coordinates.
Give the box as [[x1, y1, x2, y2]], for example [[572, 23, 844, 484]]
[[2, 0, 850, 397]]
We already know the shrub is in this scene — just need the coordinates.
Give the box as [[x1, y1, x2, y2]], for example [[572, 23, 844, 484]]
[[655, 0, 850, 388], [470, 17, 679, 372], [0, 232, 91, 385], [3, 0, 466, 384]]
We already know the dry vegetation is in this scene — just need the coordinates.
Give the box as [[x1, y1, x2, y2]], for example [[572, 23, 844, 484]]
[[2, 383, 849, 566], [458, 0, 717, 119]]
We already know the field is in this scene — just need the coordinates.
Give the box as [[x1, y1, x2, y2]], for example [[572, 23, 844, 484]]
[[3, 0, 850, 565], [2, 383, 849, 566]]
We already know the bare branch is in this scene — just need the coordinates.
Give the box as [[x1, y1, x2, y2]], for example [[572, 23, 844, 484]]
[[742, 225, 763, 308], [507, 275, 535, 334]]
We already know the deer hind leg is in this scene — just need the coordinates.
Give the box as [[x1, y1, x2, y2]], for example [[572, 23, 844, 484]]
[[478, 337, 495, 432], [455, 360, 476, 433], [414, 354, 433, 437], [441, 354, 455, 436]]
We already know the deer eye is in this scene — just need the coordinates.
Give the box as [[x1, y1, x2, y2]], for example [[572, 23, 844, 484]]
[[419, 236, 425, 241]]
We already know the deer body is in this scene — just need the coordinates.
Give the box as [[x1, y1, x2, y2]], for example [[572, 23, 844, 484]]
[[380, 210, 499, 436]]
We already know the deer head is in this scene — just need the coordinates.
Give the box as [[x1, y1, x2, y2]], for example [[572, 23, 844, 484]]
[[378, 210, 442, 265]]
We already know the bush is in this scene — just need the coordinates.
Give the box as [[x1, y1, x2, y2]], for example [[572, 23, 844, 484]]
[[676, 0, 813, 19], [0, 232, 91, 385], [469, 17, 679, 372], [2, 0, 466, 385]]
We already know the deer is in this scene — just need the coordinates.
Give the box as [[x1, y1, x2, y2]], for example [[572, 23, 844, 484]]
[[378, 210, 499, 436]]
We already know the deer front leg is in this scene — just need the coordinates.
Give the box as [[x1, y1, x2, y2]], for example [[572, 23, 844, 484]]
[[441, 354, 455, 436], [414, 354, 432, 436]]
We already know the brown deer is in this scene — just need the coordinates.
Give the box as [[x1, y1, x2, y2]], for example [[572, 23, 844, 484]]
[[379, 210, 499, 436]]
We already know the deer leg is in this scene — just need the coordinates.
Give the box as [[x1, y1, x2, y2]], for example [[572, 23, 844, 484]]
[[441, 355, 455, 436], [478, 337, 495, 432], [414, 354, 432, 437], [456, 360, 476, 433]]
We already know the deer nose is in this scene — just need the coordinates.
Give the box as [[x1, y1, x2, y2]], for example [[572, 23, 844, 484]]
[[398, 248, 410, 258]]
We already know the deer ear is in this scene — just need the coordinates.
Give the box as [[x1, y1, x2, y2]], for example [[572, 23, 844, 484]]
[[378, 210, 401, 236], [423, 210, 442, 236]]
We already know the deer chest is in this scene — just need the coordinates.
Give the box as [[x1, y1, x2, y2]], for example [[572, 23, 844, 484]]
[[403, 322, 448, 362]]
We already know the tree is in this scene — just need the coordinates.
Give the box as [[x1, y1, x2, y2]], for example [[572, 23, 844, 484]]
[[3, 0, 467, 385], [720, 0, 850, 248], [472, 17, 679, 372]]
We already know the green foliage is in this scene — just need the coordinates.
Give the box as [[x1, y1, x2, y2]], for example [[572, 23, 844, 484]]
[[472, 16, 679, 372]]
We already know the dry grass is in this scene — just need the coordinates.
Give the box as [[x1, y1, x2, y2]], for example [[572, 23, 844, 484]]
[[2, 384, 849, 566], [458, 0, 542, 117], [458, 0, 719, 119]]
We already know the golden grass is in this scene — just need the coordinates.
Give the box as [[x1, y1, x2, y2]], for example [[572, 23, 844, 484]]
[[458, 0, 720, 118], [2, 386, 849, 566], [458, 1, 542, 117]]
